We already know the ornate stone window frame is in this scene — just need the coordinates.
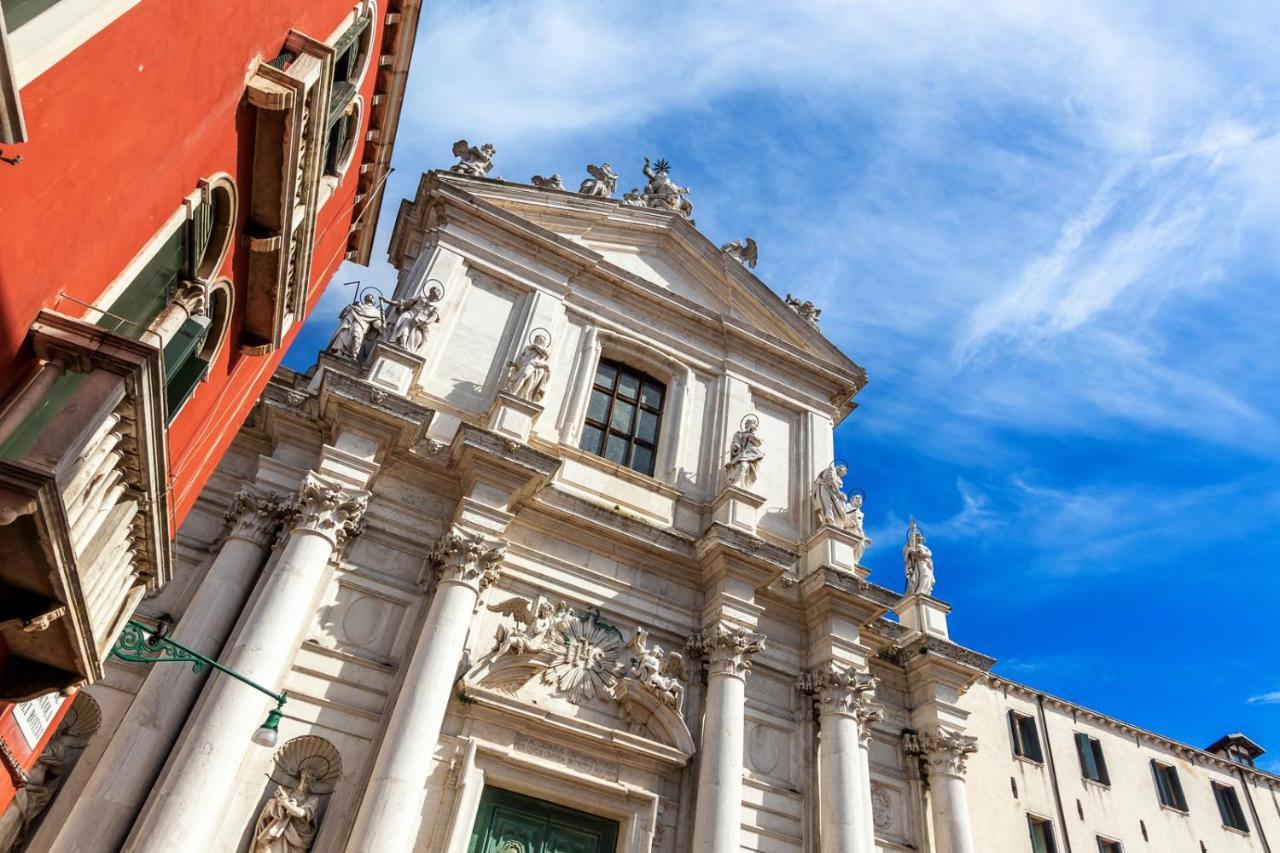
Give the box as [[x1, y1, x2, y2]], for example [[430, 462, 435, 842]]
[[438, 737, 659, 853], [559, 324, 693, 490], [316, 1, 375, 205]]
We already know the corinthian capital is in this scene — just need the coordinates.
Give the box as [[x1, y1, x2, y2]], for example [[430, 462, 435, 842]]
[[691, 622, 765, 679], [798, 663, 882, 737], [281, 472, 370, 545], [429, 526, 506, 591], [223, 489, 284, 547], [906, 728, 978, 777]]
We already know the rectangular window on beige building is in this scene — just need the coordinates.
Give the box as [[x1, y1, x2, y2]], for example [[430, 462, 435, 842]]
[[1212, 782, 1249, 832], [1097, 837, 1123, 853], [1075, 732, 1111, 784], [1009, 710, 1044, 763], [1028, 815, 1059, 853], [579, 358, 665, 477], [1151, 760, 1188, 811]]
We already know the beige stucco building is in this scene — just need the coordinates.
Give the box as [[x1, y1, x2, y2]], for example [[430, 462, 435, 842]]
[[9, 158, 1278, 853]]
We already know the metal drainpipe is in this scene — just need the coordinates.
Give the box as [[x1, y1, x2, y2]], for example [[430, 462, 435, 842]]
[[1037, 694, 1075, 853], [1236, 765, 1272, 853]]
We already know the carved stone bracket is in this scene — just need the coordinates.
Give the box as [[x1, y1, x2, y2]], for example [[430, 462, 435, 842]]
[[223, 489, 286, 547], [797, 663, 882, 739], [904, 728, 978, 779], [690, 623, 765, 680], [428, 526, 506, 591], [280, 472, 370, 546]]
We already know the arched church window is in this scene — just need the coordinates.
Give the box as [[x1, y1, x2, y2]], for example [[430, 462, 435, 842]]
[[579, 358, 665, 477]]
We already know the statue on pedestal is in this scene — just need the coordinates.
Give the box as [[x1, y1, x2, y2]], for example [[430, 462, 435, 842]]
[[724, 415, 765, 489], [904, 519, 935, 596], [388, 283, 444, 353], [785, 294, 821, 326], [720, 237, 758, 269], [252, 770, 319, 853], [326, 292, 384, 360], [502, 330, 552, 402], [811, 462, 853, 528], [579, 163, 619, 197], [449, 139, 496, 177], [640, 158, 693, 219]]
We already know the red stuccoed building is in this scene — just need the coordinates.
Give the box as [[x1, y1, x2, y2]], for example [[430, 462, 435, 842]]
[[0, 0, 422, 812]]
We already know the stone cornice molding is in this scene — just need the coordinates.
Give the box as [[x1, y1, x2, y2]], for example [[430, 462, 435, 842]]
[[280, 472, 370, 547], [428, 526, 506, 592], [222, 489, 285, 547], [879, 633, 996, 673], [690, 622, 765, 680], [695, 522, 797, 573], [798, 663, 882, 737], [905, 728, 978, 778]]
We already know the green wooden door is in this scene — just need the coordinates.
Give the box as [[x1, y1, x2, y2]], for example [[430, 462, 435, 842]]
[[468, 786, 619, 853]]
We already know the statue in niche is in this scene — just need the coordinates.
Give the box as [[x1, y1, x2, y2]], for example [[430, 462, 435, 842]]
[[449, 139, 496, 177], [252, 770, 318, 853], [785, 293, 821, 326], [578, 163, 619, 197], [640, 158, 694, 219], [625, 627, 688, 710], [903, 519, 936, 596], [488, 596, 563, 659], [530, 174, 563, 190], [326, 292, 385, 360], [502, 330, 552, 403], [724, 414, 765, 489], [811, 462, 854, 528], [620, 187, 644, 206], [720, 237, 758, 269], [388, 283, 444, 353]]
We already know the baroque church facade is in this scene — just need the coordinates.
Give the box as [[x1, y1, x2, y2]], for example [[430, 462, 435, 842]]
[[11, 149, 1279, 853]]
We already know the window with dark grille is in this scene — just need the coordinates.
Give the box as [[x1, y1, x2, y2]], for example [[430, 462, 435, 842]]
[[1097, 838, 1123, 853], [1009, 711, 1044, 763], [322, 13, 370, 175], [1075, 733, 1111, 784], [1212, 782, 1248, 832], [1152, 760, 1188, 811], [1028, 815, 1059, 853], [579, 359, 665, 477]]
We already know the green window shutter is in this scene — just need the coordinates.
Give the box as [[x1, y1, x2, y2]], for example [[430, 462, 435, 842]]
[[187, 199, 214, 278], [1093, 739, 1110, 785], [1076, 733, 1096, 780], [162, 314, 211, 422], [100, 228, 185, 339]]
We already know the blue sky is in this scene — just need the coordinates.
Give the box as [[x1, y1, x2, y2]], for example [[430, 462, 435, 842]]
[[290, 0, 1280, 767]]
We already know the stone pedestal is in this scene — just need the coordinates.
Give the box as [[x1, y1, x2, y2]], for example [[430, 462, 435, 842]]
[[486, 391, 543, 443], [894, 592, 951, 639], [365, 341, 426, 396], [345, 527, 506, 853], [126, 474, 367, 853], [804, 524, 869, 578], [709, 484, 766, 535]]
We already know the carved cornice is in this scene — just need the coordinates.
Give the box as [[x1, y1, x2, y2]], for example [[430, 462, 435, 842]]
[[904, 728, 978, 778], [879, 633, 996, 673], [223, 489, 285, 547], [695, 521, 796, 571], [429, 526, 506, 591], [798, 662, 882, 739], [690, 622, 765, 679], [280, 473, 369, 546]]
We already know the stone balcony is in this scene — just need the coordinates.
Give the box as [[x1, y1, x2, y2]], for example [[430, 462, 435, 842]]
[[0, 310, 172, 700]]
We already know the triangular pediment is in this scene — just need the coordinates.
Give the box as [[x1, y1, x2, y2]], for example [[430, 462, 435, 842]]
[[431, 174, 862, 378]]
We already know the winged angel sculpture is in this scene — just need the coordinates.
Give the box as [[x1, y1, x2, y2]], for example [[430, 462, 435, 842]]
[[487, 596, 563, 659], [625, 627, 688, 709]]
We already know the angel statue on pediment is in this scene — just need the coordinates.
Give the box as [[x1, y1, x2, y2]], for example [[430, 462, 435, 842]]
[[579, 163, 619, 197], [450, 139, 496, 177], [488, 596, 563, 659], [626, 627, 688, 709]]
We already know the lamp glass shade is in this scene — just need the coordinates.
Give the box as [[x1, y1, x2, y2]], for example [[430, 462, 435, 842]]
[[252, 705, 283, 748]]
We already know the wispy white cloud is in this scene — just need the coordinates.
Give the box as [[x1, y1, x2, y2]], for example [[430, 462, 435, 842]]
[[1248, 691, 1280, 705]]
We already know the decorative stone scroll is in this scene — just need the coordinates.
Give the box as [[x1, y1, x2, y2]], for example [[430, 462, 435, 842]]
[[224, 489, 285, 547], [691, 623, 765, 679], [904, 728, 978, 778], [428, 527, 506, 591], [280, 474, 369, 546], [449, 139, 496, 177]]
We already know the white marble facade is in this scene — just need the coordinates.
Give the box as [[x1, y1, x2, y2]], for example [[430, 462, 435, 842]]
[[21, 169, 1280, 853]]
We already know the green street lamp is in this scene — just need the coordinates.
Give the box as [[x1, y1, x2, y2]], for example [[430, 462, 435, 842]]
[[111, 619, 287, 747]]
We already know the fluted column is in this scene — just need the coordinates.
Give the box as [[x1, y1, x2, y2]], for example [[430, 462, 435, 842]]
[[47, 491, 283, 853], [911, 729, 978, 853], [690, 622, 765, 853], [799, 663, 879, 853], [345, 526, 505, 853], [127, 473, 367, 853]]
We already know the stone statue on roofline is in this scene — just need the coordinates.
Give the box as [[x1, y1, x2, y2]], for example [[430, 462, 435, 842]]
[[449, 139, 496, 177], [640, 157, 694, 219], [903, 519, 936, 596], [579, 163, 619, 197], [786, 294, 821, 326], [621, 187, 644, 206], [530, 174, 563, 190], [721, 237, 758, 269]]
